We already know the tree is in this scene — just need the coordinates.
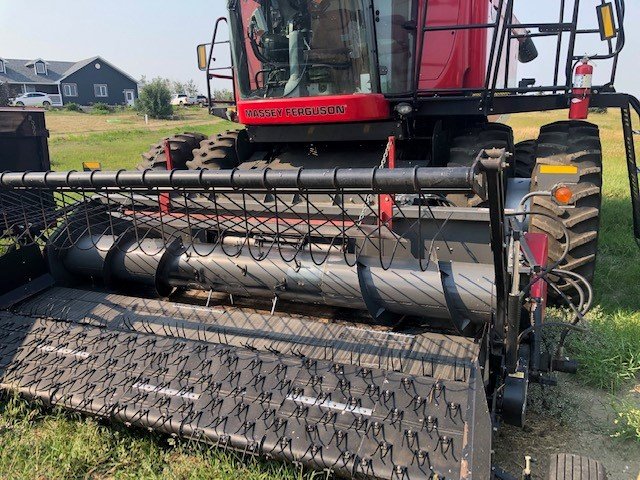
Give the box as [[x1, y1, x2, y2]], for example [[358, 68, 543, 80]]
[[170, 79, 199, 97], [136, 77, 173, 119], [184, 79, 199, 97], [211, 89, 234, 101], [170, 80, 186, 95]]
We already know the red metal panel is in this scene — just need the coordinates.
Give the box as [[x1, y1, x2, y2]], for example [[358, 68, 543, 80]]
[[417, 0, 489, 90], [159, 140, 172, 214], [467, 0, 490, 88], [379, 137, 396, 228], [237, 94, 391, 125], [524, 232, 549, 307]]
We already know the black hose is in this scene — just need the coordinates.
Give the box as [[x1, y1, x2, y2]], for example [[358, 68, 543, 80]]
[[517, 321, 587, 344], [505, 211, 571, 272], [555, 275, 586, 316], [506, 211, 571, 298], [545, 277, 585, 322], [553, 268, 594, 313], [550, 269, 594, 355]]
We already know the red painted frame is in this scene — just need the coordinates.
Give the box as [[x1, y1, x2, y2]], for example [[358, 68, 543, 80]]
[[525, 232, 549, 310], [230, 0, 489, 126], [237, 94, 391, 126]]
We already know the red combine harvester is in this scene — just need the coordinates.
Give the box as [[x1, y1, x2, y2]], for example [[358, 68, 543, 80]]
[[0, 1, 639, 478]]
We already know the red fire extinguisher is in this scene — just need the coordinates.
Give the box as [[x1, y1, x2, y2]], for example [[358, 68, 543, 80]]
[[569, 57, 593, 120]]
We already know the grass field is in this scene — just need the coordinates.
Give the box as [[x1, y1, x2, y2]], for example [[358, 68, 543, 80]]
[[47, 107, 216, 138], [46, 108, 233, 171], [0, 108, 637, 478]]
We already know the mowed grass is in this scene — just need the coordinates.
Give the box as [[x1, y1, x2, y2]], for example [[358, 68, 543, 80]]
[[47, 109, 235, 171], [0, 109, 637, 476], [47, 107, 216, 137]]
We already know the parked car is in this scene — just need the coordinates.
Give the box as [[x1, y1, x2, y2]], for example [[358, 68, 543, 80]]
[[12, 92, 53, 107], [194, 95, 209, 107], [170, 94, 192, 106]]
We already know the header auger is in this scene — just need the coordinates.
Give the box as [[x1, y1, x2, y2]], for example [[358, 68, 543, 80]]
[[1, 0, 640, 478]]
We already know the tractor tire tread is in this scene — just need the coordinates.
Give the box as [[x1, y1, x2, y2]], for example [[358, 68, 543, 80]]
[[548, 454, 607, 480], [137, 132, 206, 171], [529, 121, 602, 303], [188, 129, 253, 170], [515, 139, 537, 177]]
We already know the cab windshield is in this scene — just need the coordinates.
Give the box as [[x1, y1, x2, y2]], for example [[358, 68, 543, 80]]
[[229, 0, 375, 99]]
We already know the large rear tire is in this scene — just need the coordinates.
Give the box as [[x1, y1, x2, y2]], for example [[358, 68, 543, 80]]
[[187, 130, 254, 170], [137, 132, 206, 171], [514, 139, 537, 178], [447, 122, 515, 207], [528, 121, 602, 303], [548, 454, 607, 480]]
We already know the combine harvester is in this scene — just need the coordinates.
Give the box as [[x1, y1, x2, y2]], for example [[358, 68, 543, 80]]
[[0, 0, 639, 478]]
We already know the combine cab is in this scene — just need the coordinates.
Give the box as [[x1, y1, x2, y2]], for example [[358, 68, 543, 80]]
[[1, 1, 640, 479]]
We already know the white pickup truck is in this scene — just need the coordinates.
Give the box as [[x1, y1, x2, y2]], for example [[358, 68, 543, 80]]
[[170, 94, 193, 106]]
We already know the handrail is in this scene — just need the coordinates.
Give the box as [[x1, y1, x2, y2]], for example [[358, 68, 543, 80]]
[[408, 0, 627, 108], [205, 17, 235, 112]]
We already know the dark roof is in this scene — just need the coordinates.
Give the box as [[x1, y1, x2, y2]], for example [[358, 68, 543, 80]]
[[0, 56, 138, 85], [0, 58, 74, 84], [59, 56, 139, 83]]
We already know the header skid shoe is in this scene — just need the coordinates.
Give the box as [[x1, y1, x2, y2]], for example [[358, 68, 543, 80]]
[[0, 287, 492, 479]]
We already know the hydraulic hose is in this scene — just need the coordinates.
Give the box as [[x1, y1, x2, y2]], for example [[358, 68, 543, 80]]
[[517, 321, 587, 344], [505, 211, 571, 298]]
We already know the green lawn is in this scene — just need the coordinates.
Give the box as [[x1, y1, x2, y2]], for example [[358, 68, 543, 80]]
[[0, 109, 637, 478], [46, 107, 217, 138], [48, 116, 235, 171]]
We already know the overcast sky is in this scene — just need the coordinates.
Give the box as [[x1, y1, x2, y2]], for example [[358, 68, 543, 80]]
[[0, 0, 637, 97]]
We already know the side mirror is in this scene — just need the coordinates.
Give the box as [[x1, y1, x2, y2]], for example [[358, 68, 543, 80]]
[[197, 44, 209, 71]]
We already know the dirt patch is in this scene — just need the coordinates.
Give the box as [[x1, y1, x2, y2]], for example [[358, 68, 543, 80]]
[[495, 376, 640, 480]]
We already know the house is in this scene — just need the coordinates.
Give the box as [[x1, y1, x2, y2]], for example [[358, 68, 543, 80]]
[[0, 56, 138, 106]]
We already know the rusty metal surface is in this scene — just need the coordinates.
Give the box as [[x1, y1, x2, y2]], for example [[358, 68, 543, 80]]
[[0, 287, 491, 479]]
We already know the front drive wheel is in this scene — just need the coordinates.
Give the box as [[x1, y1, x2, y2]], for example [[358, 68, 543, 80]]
[[137, 132, 207, 171], [188, 130, 254, 170]]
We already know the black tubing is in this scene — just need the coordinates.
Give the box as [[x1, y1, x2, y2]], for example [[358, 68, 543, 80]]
[[0, 167, 477, 194]]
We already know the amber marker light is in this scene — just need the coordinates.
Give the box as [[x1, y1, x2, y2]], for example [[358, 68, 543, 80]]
[[553, 186, 573, 205]]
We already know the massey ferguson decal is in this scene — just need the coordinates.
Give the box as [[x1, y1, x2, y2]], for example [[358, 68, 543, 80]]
[[238, 94, 390, 124], [244, 105, 347, 119]]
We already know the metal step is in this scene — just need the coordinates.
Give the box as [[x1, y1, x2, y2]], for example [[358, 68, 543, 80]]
[[0, 288, 491, 479]]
